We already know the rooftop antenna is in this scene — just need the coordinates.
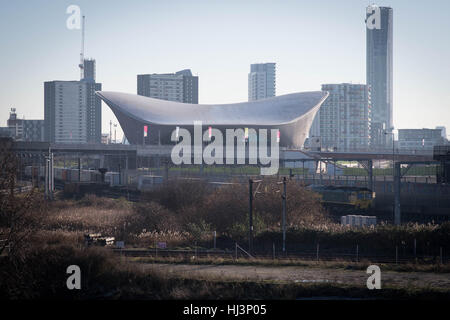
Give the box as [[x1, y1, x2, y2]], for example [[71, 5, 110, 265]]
[[78, 15, 85, 80]]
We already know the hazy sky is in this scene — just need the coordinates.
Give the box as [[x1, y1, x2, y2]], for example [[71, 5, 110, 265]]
[[1, 0, 449, 140]]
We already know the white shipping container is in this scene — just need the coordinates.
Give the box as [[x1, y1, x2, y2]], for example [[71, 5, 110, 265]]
[[341, 215, 377, 227]]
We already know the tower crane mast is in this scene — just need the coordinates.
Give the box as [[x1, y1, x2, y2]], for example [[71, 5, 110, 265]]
[[78, 15, 85, 80]]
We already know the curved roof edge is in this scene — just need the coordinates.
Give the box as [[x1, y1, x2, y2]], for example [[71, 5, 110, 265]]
[[96, 91, 329, 126]]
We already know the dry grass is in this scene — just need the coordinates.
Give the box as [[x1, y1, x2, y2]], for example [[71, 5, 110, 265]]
[[46, 206, 133, 234], [136, 230, 192, 247], [44, 196, 190, 246], [41, 192, 449, 253]]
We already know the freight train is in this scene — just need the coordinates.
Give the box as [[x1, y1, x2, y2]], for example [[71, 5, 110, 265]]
[[23, 166, 157, 190], [24, 166, 103, 184], [307, 184, 375, 212]]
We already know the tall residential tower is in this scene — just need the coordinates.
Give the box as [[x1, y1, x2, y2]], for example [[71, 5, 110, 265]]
[[366, 5, 393, 148], [44, 60, 102, 144], [248, 63, 276, 101], [309, 83, 371, 151], [44, 80, 102, 144], [137, 69, 198, 104]]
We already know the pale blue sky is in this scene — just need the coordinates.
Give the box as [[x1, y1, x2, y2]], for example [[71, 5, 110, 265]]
[[1, 0, 449, 140]]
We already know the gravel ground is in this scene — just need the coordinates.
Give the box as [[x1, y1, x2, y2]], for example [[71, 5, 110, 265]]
[[139, 263, 450, 290]]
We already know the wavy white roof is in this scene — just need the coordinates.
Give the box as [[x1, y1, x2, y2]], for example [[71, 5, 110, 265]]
[[96, 91, 328, 126]]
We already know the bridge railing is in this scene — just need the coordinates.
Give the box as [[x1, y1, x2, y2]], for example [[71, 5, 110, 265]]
[[302, 147, 433, 156]]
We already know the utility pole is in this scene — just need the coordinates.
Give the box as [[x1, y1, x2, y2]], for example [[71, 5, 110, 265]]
[[248, 179, 262, 254], [109, 120, 112, 144], [118, 163, 122, 185], [114, 123, 117, 144], [45, 157, 48, 199], [50, 151, 54, 198], [78, 157, 81, 182], [394, 162, 401, 225], [385, 130, 399, 224], [249, 179, 253, 254], [282, 176, 287, 253], [45, 148, 54, 200]]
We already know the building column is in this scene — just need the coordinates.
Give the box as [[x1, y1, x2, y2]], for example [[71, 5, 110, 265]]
[[394, 161, 401, 225]]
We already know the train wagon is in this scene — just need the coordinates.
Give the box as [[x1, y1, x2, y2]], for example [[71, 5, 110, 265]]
[[307, 185, 375, 211], [137, 175, 164, 191], [23, 166, 102, 184]]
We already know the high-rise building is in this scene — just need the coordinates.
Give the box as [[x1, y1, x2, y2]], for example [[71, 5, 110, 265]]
[[366, 5, 393, 148], [248, 63, 276, 101], [6, 108, 45, 142], [44, 80, 102, 144], [309, 83, 371, 151], [137, 69, 198, 104], [82, 59, 96, 83]]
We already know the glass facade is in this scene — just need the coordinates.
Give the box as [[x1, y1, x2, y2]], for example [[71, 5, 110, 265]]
[[366, 6, 393, 148]]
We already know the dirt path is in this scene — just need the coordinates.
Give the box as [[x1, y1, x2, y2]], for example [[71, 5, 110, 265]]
[[139, 263, 450, 290]]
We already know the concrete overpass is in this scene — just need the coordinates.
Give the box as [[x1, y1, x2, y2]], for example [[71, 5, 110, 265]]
[[302, 149, 434, 162]]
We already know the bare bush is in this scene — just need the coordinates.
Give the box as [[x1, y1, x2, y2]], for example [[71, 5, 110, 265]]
[[0, 138, 47, 258], [141, 179, 212, 212], [131, 201, 180, 233], [179, 179, 328, 236]]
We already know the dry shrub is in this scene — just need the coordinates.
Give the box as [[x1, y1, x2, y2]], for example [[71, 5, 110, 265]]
[[130, 201, 180, 233], [77, 194, 131, 210], [38, 179, 327, 247], [31, 230, 84, 247], [182, 181, 248, 234], [0, 138, 48, 258], [254, 179, 329, 227], [141, 179, 212, 212], [180, 179, 328, 235], [0, 245, 121, 299], [136, 230, 191, 247], [46, 203, 133, 235]]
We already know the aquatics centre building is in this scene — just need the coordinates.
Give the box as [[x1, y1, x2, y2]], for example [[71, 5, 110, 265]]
[[96, 91, 329, 149]]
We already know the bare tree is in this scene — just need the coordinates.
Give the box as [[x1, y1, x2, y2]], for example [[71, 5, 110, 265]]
[[0, 138, 44, 258]]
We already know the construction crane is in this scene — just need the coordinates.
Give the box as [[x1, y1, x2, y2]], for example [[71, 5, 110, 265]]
[[78, 15, 85, 80]]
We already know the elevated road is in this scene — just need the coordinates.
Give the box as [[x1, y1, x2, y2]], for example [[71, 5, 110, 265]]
[[300, 150, 434, 162], [11, 141, 434, 162]]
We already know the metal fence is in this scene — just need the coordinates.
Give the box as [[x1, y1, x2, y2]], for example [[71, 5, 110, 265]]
[[112, 244, 448, 265]]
